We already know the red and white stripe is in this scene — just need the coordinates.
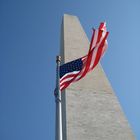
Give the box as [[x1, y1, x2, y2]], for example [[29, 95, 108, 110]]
[[60, 22, 109, 91]]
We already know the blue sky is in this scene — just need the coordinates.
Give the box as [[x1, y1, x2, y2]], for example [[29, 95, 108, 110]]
[[0, 0, 140, 139]]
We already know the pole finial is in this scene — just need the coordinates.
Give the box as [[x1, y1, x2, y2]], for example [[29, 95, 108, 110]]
[[56, 55, 61, 62]]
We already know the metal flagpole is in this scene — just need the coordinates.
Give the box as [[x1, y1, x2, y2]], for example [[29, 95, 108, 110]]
[[55, 55, 63, 140]]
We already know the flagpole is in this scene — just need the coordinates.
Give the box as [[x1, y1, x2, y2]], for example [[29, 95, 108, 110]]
[[55, 55, 63, 140]]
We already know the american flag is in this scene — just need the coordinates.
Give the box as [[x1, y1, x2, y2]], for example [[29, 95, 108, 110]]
[[60, 22, 109, 91]]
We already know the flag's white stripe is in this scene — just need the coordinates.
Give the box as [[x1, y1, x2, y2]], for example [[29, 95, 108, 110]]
[[91, 30, 98, 50], [74, 30, 108, 81], [60, 71, 80, 86], [72, 70, 83, 81], [73, 30, 100, 80], [78, 29, 99, 78], [89, 30, 105, 70], [89, 45, 99, 70], [60, 71, 80, 82], [60, 73, 80, 89], [89, 32, 107, 70], [60, 84, 65, 90], [60, 77, 75, 86]]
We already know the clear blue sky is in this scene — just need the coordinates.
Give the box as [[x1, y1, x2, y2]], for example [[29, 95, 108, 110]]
[[0, 0, 140, 139]]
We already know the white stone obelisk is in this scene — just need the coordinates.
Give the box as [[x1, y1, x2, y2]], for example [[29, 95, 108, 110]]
[[60, 14, 135, 140]]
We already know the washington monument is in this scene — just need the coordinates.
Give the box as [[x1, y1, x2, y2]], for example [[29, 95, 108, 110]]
[[59, 14, 135, 140]]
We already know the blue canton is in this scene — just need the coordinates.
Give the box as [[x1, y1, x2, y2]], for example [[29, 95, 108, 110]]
[[60, 58, 83, 78]]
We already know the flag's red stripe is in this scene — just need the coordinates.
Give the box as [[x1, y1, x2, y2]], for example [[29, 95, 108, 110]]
[[99, 22, 104, 30], [87, 30, 105, 70], [92, 32, 109, 69], [89, 29, 95, 52], [96, 30, 103, 44], [81, 49, 94, 78], [73, 30, 101, 81], [60, 72, 80, 90], [99, 22, 106, 31], [90, 29, 98, 51], [76, 30, 106, 80], [60, 73, 79, 83], [89, 32, 109, 70]]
